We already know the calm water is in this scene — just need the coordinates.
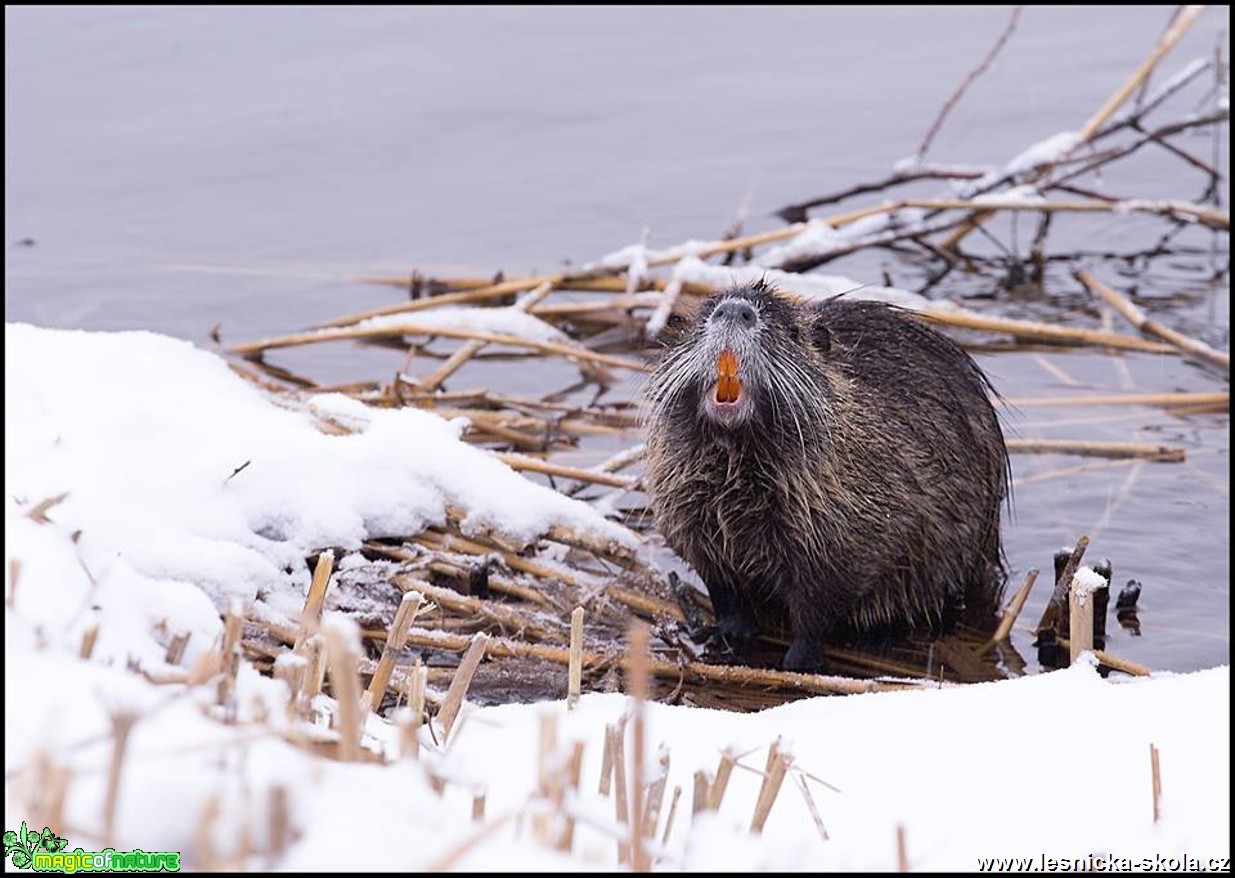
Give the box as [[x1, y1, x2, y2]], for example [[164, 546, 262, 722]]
[[5, 6, 1229, 673]]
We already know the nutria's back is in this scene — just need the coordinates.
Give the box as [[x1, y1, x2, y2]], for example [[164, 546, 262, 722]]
[[643, 281, 1008, 670]]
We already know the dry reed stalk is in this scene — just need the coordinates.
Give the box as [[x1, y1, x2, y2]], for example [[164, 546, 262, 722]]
[[102, 709, 139, 845], [365, 591, 425, 709], [896, 823, 909, 872], [1006, 438, 1185, 461], [986, 568, 1040, 648], [660, 785, 682, 848], [414, 529, 600, 590], [1036, 534, 1090, 641], [217, 599, 245, 715], [420, 281, 556, 391], [302, 635, 327, 698], [568, 606, 585, 709], [366, 540, 554, 607], [268, 785, 290, 865], [559, 740, 586, 851], [750, 740, 791, 834], [916, 308, 1178, 354], [627, 622, 651, 871], [472, 791, 486, 823], [707, 749, 739, 811], [901, 197, 1228, 229], [79, 618, 100, 660], [394, 575, 561, 642], [599, 723, 616, 796], [1004, 391, 1229, 408], [534, 712, 559, 847], [231, 322, 649, 373], [322, 622, 364, 762], [642, 748, 671, 840], [387, 627, 924, 695], [1077, 269, 1230, 371], [1150, 743, 1162, 823], [1068, 574, 1096, 664], [25, 753, 72, 843], [795, 773, 831, 842], [1076, 7, 1208, 144], [436, 632, 490, 744], [939, 5, 1209, 251], [609, 718, 631, 864], [164, 631, 191, 666], [408, 663, 428, 752], [295, 550, 334, 651], [24, 492, 69, 524], [493, 451, 638, 489], [1090, 649, 1152, 677], [692, 770, 713, 817]]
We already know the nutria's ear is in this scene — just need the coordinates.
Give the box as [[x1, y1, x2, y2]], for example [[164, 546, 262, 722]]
[[811, 317, 832, 352]]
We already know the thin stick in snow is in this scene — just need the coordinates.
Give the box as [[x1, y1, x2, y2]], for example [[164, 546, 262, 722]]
[[437, 632, 489, 744], [982, 568, 1040, 651], [365, 590, 424, 711], [295, 550, 334, 651], [1150, 742, 1162, 823], [568, 606, 584, 710], [750, 739, 791, 834], [627, 621, 651, 871]]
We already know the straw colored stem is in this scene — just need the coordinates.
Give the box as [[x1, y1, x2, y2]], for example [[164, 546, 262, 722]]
[[1004, 391, 1228, 409], [1076, 7, 1208, 144], [1005, 438, 1185, 461], [436, 632, 490, 743], [494, 451, 638, 489], [295, 550, 334, 650], [365, 591, 425, 708], [987, 568, 1040, 647], [1077, 269, 1230, 371], [1068, 574, 1096, 664], [916, 308, 1177, 354], [322, 623, 363, 762], [231, 322, 648, 372], [568, 606, 585, 709]]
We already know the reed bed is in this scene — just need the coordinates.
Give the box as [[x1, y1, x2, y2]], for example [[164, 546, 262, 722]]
[[217, 7, 1226, 715]]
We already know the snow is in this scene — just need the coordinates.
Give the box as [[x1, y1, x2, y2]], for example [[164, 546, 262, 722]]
[[669, 255, 943, 312], [5, 322, 1230, 871], [1003, 130, 1082, 175], [357, 303, 570, 343]]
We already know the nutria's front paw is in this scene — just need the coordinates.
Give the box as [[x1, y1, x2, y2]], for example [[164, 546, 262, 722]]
[[713, 613, 758, 655], [782, 636, 823, 671]]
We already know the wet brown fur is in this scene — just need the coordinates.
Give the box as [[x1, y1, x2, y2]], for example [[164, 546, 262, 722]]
[[643, 281, 1009, 669]]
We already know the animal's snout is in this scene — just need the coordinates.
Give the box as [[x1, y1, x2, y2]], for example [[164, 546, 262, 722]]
[[711, 299, 757, 329]]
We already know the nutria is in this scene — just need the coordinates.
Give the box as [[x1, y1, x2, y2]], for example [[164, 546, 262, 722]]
[[643, 281, 1009, 670]]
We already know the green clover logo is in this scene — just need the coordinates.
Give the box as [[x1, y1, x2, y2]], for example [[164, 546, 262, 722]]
[[3, 822, 68, 869]]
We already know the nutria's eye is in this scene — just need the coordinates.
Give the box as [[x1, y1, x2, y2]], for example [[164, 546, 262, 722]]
[[811, 321, 831, 352]]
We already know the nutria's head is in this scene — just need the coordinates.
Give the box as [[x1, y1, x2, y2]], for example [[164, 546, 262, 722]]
[[645, 281, 830, 446]]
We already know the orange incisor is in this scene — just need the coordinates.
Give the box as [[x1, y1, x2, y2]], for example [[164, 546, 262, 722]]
[[716, 349, 741, 403]]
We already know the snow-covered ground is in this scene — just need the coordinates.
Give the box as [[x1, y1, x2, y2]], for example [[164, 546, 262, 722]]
[[5, 322, 1229, 871]]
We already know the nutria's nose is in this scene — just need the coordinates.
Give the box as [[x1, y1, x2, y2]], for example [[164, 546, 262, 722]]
[[712, 299, 757, 328]]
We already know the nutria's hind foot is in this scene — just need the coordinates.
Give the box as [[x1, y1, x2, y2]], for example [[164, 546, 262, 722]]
[[713, 612, 759, 657], [783, 636, 824, 671]]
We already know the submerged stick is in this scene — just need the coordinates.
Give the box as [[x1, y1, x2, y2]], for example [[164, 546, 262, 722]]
[[1004, 391, 1228, 409]]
